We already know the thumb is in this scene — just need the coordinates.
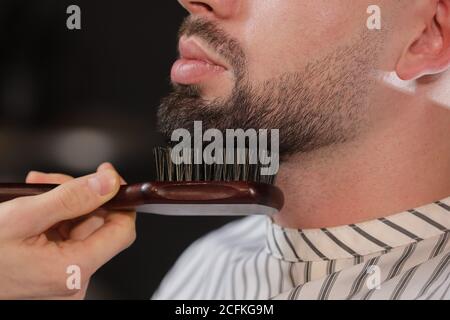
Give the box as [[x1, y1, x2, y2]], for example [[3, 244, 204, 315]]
[[4, 169, 121, 237]]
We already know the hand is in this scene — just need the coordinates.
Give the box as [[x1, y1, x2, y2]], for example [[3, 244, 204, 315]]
[[0, 163, 136, 299]]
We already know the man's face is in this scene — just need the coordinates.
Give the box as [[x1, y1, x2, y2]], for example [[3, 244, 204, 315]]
[[158, 0, 397, 156]]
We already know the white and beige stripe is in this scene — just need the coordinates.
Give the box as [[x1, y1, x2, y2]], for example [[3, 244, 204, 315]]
[[153, 197, 450, 300]]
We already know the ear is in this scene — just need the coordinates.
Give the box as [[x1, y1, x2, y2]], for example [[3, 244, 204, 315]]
[[396, 0, 450, 80]]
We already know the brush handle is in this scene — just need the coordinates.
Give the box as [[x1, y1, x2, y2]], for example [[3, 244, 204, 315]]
[[0, 182, 284, 211], [0, 183, 136, 210]]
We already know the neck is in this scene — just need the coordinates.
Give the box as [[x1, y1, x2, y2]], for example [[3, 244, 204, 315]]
[[274, 88, 450, 229]]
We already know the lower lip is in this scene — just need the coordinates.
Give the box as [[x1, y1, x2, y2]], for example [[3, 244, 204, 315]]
[[171, 58, 226, 85]]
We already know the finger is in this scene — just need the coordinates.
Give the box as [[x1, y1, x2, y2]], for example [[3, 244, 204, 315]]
[[69, 214, 105, 241], [75, 211, 136, 272], [70, 162, 129, 242], [97, 162, 115, 172], [95, 163, 135, 222], [26, 171, 74, 184], [97, 162, 127, 184], [3, 169, 121, 238], [53, 210, 107, 242]]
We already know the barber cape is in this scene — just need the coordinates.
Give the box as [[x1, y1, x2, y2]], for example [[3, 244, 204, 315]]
[[153, 197, 450, 300]]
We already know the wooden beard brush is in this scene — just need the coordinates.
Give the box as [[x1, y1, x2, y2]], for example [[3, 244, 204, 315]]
[[0, 147, 284, 216]]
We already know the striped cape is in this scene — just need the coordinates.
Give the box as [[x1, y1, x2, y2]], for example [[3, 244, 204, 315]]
[[153, 197, 450, 300]]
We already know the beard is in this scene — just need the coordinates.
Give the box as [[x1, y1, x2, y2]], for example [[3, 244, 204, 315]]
[[158, 18, 377, 158]]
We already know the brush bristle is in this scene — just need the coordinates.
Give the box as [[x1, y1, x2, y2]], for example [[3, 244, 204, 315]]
[[153, 147, 276, 184]]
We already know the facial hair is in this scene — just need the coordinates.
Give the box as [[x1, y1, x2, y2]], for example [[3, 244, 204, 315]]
[[158, 17, 378, 157]]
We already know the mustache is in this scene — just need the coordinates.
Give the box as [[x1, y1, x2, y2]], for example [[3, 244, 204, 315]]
[[178, 16, 246, 73]]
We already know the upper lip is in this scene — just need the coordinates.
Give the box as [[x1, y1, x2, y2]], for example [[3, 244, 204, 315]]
[[178, 36, 229, 70]]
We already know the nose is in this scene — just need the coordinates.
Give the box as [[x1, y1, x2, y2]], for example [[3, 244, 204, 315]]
[[177, 0, 240, 19]]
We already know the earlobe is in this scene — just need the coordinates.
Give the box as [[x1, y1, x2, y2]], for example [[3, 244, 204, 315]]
[[396, 0, 450, 80]]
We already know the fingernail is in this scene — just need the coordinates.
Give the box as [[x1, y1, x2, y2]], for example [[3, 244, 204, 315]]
[[88, 170, 118, 196]]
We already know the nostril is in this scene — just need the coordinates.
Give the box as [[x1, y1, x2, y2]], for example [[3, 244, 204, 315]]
[[190, 1, 213, 12]]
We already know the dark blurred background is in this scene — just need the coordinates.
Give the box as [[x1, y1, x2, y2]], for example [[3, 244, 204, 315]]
[[0, 0, 237, 299]]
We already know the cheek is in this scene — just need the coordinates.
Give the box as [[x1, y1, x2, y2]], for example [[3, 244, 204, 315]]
[[240, 0, 368, 82]]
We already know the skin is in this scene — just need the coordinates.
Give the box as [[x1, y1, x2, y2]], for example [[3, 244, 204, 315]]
[[175, 0, 450, 228], [0, 163, 136, 299], [176, 0, 390, 99]]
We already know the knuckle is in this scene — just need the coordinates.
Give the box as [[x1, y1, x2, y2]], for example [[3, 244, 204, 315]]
[[127, 226, 137, 247], [54, 183, 92, 216], [117, 216, 137, 247], [121, 230, 136, 250], [110, 220, 136, 250], [56, 188, 82, 215]]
